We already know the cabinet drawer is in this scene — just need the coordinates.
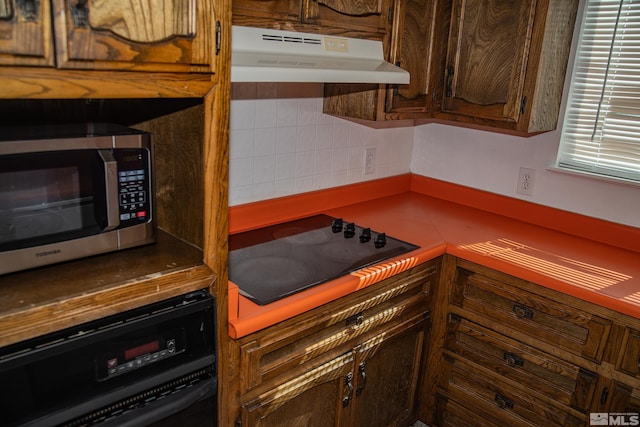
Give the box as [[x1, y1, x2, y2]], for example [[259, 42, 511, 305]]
[[438, 355, 586, 427], [617, 327, 640, 378], [445, 314, 598, 413], [451, 267, 611, 362], [239, 262, 438, 393]]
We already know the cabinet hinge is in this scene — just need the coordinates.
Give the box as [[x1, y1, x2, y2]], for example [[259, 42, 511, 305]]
[[234, 418, 242, 427], [215, 21, 221, 55], [520, 96, 528, 114], [388, 6, 393, 23]]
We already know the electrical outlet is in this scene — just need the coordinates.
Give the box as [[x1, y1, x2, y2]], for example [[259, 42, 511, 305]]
[[517, 167, 536, 196], [365, 148, 376, 175]]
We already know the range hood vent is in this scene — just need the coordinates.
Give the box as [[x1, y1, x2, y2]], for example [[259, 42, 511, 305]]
[[231, 26, 410, 84]]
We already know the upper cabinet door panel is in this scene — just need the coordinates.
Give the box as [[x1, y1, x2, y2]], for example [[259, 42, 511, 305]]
[[52, 0, 215, 73], [0, 0, 54, 66], [232, 0, 301, 24], [442, 0, 535, 122], [302, 0, 390, 36]]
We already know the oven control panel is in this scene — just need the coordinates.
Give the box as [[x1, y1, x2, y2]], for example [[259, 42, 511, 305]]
[[96, 328, 185, 381]]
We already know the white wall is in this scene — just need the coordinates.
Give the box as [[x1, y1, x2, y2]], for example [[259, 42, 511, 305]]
[[411, 123, 640, 228], [229, 83, 414, 206]]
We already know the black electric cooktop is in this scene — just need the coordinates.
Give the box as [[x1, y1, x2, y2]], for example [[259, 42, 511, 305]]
[[228, 214, 419, 306]]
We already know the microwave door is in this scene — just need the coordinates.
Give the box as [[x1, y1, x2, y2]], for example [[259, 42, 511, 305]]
[[0, 150, 110, 252], [99, 150, 120, 232]]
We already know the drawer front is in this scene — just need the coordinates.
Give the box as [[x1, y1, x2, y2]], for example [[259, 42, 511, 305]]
[[434, 394, 503, 427], [451, 268, 611, 362], [445, 314, 598, 413], [438, 355, 586, 427], [240, 262, 438, 393], [618, 327, 640, 378]]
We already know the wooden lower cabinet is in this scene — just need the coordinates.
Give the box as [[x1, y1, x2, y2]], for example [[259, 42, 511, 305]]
[[424, 256, 640, 427], [241, 314, 427, 427], [233, 260, 440, 426]]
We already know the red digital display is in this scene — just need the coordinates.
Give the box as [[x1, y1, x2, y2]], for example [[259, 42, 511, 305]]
[[124, 340, 160, 361]]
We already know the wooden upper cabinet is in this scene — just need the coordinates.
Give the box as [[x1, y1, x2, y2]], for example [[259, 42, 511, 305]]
[[442, 0, 534, 123], [385, 0, 445, 117], [0, 0, 54, 66], [302, 0, 390, 36], [52, 0, 216, 72], [439, 0, 579, 133], [232, 0, 391, 38]]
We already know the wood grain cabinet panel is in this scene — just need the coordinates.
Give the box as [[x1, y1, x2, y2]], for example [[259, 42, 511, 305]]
[[617, 327, 640, 379], [235, 260, 440, 426], [0, 0, 54, 66], [52, 0, 216, 72], [438, 355, 586, 426], [450, 267, 612, 363], [242, 312, 428, 427], [239, 262, 436, 394], [438, 0, 579, 132], [232, 0, 391, 38], [441, 0, 534, 123], [301, 0, 390, 36], [445, 314, 598, 413]]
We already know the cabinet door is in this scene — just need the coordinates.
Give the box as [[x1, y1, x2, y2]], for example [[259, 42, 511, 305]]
[[52, 0, 216, 73], [232, 0, 301, 25], [384, 0, 438, 116], [0, 0, 54, 66], [241, 351, 354, 427], [441, 0, 535, 123], [352, 312, 428, 427], [302, 0, 391, 36]]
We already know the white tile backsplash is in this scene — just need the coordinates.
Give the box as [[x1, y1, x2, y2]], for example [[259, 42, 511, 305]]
[[228, 84, 414, 206]]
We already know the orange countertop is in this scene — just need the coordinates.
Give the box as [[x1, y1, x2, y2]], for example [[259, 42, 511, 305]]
[[228, 175, 640, 339]]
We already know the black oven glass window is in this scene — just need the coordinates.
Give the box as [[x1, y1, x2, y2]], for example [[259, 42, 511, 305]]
[[0, 150, 107, 251]]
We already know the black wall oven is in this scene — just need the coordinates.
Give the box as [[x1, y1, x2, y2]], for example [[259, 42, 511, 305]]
[[0, 290, 216, 427]]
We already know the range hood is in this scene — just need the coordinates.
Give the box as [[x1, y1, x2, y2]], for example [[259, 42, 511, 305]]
[[231, 26, 410, 84]]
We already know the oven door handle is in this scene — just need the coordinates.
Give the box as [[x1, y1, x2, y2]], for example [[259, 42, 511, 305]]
[[101, 376, 218, 427], [99, 150, 120, 231]]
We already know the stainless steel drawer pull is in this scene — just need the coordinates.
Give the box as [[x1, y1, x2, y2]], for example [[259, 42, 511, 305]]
[[513, 303, 534, 319]]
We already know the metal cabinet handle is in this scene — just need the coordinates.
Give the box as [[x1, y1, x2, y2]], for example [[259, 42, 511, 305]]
[[17, 0, 38, 21], [445, 66, 454, 97], [600, 386, 609, 404], [495, 393, 514, 410], [346, 312, 364, 327], [342, 372, 354, 407], [356, 363, 367, 396], [513, 303, 534, 319], [71, 0, 88, 27], [504, 352, 524, 367]]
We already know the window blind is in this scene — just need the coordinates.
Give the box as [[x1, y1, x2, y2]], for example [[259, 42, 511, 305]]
[[557, 0, 640, 182]]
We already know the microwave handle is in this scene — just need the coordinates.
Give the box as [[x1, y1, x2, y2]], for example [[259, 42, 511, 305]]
[[99, 150, 120, 231]]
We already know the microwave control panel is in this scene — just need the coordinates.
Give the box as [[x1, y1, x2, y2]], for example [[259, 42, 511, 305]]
[[114, 148, 152, 228]]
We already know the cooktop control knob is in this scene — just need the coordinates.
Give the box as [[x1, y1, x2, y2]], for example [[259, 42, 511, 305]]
[[331, 218, 343, 233], [359, 227, 371, 243], [344, 222, 356, 239], [374, 233, 387, 248]]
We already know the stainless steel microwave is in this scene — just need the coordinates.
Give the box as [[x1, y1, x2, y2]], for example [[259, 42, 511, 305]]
[[0, 123, 155, 275]]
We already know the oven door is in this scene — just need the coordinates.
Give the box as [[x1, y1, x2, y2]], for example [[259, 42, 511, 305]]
[[0, 290, 217, 427]]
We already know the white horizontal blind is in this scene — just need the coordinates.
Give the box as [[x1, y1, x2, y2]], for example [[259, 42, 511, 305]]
[[557, 0, 640, 182]]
